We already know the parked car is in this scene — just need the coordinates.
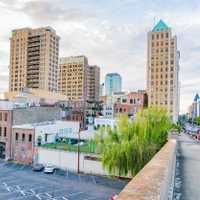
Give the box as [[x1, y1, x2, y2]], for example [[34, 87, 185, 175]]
[[109, 195, 118, 200], [44, 164, 56, 174], [196, 130, 200, 140], [55, 168, 66, 176], [32, 164, 44, 172]]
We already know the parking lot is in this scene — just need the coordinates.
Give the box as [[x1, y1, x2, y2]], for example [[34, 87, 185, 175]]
[[0, 160, 127, 200]]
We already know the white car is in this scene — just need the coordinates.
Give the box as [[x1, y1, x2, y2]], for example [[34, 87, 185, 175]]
[[44, 164, 55, 174]]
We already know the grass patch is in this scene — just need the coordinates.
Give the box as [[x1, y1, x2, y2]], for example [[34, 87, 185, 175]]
[[41, 141, 96, 153]]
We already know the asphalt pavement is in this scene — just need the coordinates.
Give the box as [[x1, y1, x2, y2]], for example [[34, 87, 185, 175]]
[[173, 133, 200, 200], [0, 161, 127, 200]]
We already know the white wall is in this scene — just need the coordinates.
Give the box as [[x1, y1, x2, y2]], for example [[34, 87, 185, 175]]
[[94, 117, 116, 129], [37, 148, 107, 176], [35, 121, 80, 145]]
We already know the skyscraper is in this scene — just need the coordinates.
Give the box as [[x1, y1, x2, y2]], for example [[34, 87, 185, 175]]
[[9, 27, 60, 92], [58, 56, 100, 101], [105, 73, 122, 96], [86, 65, 100, 101], [147, 20, 180, 122]]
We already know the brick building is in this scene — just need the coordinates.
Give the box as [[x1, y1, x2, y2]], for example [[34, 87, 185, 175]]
[[114, 91, 148, 117], [12, 128, 34, 164], [0, 100, 62, 160], [0, 101, 13, 159]]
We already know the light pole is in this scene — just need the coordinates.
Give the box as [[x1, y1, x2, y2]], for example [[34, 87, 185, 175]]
[[77, 128, 80, 174]]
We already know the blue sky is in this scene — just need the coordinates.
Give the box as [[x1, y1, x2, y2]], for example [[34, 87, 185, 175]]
[[0, 0, 200, 113]]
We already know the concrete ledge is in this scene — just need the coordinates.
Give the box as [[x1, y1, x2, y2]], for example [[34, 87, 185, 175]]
[[117, 139, 177, 200]]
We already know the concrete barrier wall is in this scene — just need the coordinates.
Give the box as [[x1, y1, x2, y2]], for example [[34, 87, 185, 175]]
[[116, 139, 177, 200], [37, 148, 107, 175]]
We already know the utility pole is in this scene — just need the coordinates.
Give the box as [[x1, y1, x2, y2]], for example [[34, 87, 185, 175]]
[[77, 127, 80, 174]]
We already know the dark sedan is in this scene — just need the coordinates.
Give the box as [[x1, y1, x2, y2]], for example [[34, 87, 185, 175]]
[[32, 164, 44, 172]]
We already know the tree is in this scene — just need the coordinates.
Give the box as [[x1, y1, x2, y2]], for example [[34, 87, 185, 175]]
[[195, 116, 200, 125], [94, 106, 172, 177]]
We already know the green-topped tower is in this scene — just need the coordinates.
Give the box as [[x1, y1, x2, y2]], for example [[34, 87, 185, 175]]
[[147, 20, 180, 122]]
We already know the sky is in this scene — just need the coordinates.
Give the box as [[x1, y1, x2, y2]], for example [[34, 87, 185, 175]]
[[0, 0, 200, 113]]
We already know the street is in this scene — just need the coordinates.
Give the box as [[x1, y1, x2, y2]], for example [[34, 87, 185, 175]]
[[173, 133, 200, 200]]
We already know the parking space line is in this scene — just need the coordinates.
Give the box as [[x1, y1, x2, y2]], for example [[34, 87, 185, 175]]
[[83, 197, 98, 200], [62, 197, 69, 200], [68, 191, 84, 197]]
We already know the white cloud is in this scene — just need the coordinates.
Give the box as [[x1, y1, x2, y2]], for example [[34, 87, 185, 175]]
[[0, 0, 200, 113]]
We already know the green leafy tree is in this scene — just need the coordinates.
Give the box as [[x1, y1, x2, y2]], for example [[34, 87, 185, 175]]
[[195, 116, 200, 125], [94, 106, 172, 177]]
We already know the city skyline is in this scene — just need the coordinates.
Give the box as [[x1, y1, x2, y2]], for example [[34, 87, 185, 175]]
[[0, 0, 200, 113]]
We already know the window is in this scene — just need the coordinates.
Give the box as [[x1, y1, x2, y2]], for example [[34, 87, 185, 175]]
[[4, 127, 7, 137], [4, 113, 8, 121], [122, 99, 127, 103], [0, 127, 1, 136], [28, 134, 32, 142], [45, 134, 48, 142], [22, 133, 25, 141], [16, 133, 19, 141], [37, 136, 42, 146]]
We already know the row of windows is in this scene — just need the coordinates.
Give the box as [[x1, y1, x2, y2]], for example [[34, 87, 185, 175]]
[[152, 32, 169, 40], [152, 41, 174, 47], [152, 101, 173, 106], [0, 113, 8, 121], [151, 74, 174, 79], [151, 60, 174, 65], [15, 132, 32, 142], [151, 67, 174, 72], [151, 80, 173, 85]]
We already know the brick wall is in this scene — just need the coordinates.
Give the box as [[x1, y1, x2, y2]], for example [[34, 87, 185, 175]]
[[0, 110, 13, 159], [12, 128, 34, 164], [13, 106, 61, 125]]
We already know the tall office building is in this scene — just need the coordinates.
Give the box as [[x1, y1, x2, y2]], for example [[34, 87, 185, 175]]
[[86, 65, 100, 101], [105, 73, 122, 96], [58, 56, 100, 101], [9, 27, 59, 92], [147, 20, 180, 122]]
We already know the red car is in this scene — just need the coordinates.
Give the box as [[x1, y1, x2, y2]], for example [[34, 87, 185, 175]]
[[196, 130, 200, 140], [109, 195, 118, 200]]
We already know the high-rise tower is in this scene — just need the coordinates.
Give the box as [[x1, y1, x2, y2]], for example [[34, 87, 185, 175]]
[[147, 20, 180, 122], [105, 73, 122, 96], [58, 56, 100, 101], [9, 27, 60, 92]]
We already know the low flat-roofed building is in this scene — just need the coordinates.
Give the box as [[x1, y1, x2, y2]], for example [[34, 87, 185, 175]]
[[12, 120, 80, 164], [4, 88, 68, 105], [94, 117, 116, 130]]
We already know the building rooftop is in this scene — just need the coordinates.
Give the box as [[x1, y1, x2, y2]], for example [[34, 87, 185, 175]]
[[152, 20, 169, 32], [12, 120, 80, 130], [106, 73, 121, 77]]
